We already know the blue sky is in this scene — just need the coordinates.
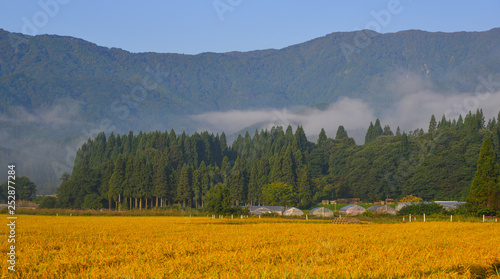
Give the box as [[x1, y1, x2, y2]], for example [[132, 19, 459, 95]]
[[1, 0, 499, 54]]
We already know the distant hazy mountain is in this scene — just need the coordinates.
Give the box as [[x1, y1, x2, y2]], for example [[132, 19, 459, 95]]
[[1, 28, 499, 192]]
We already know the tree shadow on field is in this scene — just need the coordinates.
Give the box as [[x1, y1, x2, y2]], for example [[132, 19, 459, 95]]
[[416, 261, 500, 278]]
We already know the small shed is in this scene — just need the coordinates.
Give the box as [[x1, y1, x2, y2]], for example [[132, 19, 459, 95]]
[[374, 205, 397, 215], [339, 204, 366, 216], [282, 207, 304, 216], [310, 207, 334, 217]]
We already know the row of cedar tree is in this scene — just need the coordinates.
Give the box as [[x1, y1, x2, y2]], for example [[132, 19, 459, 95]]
[[56, 109, 500, 211]]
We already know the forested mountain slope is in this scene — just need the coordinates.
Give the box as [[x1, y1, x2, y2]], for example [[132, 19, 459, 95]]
[[52, 110, 500, 209], [1, 28, 500, 192]]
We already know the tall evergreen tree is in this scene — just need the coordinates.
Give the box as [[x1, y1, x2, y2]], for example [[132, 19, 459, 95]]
[[247, 163, 259, 206], [123, 156, 134, 209], [257, 157, 270, 194], [297, 166, 312, 207], [99, 160, 114, 207], [429, 114, 437, 133], [335, 125, 348, 140], [229, 157, 246, 205], [269, 155, 283, 183], [131, 154, 144, 209], [192, 168, 203, 208], [108, 154, 125, 210], [176, 164, 192, 207], [466, 136, 500, 213], [220, 132, 228, 158], [105, 132, 116, 160], [383, 125, 393, 136], [153, 156, 169, 207], [365, 122, 374, 144], [200, 162, 211, 207], [294, 126, 308, 151], [318, 128, 327, 146], [282, 146, 296, 191], [220, 156, 229, 184], [373, 119, 383, 137]]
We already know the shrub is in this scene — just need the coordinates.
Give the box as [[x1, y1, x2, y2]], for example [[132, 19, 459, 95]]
[[398, 202, 444, 216], [83, 193, 103, 209], [362, 210, 375, 217], [399, 195, 423, 203], [204, 183, 232, 215], [448, 203, 473, 216], [477, 208, 496, 217], [38, 196, 58, 209]]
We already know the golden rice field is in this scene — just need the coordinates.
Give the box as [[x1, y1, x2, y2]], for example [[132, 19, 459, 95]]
[[1, 215, 499, 278]]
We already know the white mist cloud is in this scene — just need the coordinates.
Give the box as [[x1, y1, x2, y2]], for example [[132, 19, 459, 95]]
[[192, 91, 500, 144], [0, 99, 83, 129], [382, 90, 500, 133], [192, 98, 376, 143]]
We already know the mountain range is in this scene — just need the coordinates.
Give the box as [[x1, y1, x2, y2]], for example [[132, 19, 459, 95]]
[[1, 28, 499, 193]]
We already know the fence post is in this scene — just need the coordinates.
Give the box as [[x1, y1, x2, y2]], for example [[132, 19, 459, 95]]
[[450, 215, 452, 222], [409, 214, 412, 222], [423, 214, 426, 222], [483, 215, 485, 222], [306, 215, 308, 220], [403, 215, 405, 223]]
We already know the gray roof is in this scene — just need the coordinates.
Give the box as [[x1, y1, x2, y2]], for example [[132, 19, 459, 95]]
[[434, 201, 465, 210], [367, 205, 382, 211], [282, 207, 304, 216], [310, 207, 334, 217], [339, 204, 366, 215], [249, 206, 284, 215], [396, 202, 420, 211], [373, 205, 397, 215], [396, 201, 465, 211]]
